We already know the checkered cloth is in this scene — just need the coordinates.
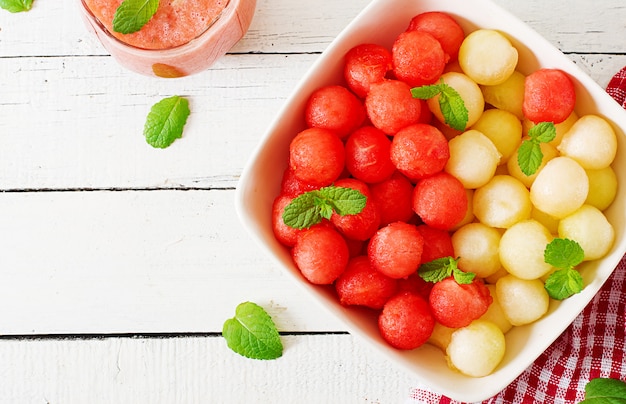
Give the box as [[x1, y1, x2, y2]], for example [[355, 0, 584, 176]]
[[607, 66, 626, 110], [406, 68, 626, 404]]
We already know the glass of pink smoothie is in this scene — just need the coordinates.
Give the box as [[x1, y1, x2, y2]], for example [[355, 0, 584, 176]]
[[79, 0, 256, 77]]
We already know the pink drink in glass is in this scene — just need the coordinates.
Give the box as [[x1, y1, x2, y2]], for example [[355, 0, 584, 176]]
[[80, 0, 256, 77]]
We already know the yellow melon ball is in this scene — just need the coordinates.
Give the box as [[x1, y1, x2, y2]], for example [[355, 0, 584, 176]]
[[470, 109, 523, 164], [530, 157, 589, 219], [485, 267, 509, 284], [427, 72, 485, 130], [473, 175, 532, 228], [585, 166, 618, 211], [458, 29, 518, 86], [496, 275, 550, 326], [558, 204, 615, 261], [480, 284, 513, 334], [446, 320, 506, 377], [507, 139, 559, 188], [557, 115, 618, 169], [481, 70, 525, 120], [445, 130, 501, 189], [452, 222, 502, 278], [531, 207, 560, 235], [428, 322, 456, 352], [499, 220, 554, 279]]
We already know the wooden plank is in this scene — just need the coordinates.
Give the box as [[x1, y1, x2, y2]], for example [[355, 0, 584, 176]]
[[0, 334, 417, 403], [0, 0, 624, 57], [496, 0, 626, 54], [1, 53, 625, 191], [0, 189, 349, 334], [0, 0, 371, 57], [0, 54, 316, 190]]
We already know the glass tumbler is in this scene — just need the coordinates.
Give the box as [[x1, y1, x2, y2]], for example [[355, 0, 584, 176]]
[[79, 0, 257, 78]]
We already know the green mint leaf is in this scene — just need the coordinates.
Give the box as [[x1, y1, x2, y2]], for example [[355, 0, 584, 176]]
[[419, 257, 459, 283], [528, 122, 557, 143], [144, 95, 190, 149], [317, 197, 334, 220], [517, 139, 543, 176], [320, 186, 367, 216], [410, 85, 442, 100], [544, 268, 583, 300], [282, 186, 367, 230], [222, 302, 283, 360], [283, 192, 323, 229], [544, 238, 585, 269], [516, 122, 556, 176], [0, 0, 33, 12], [439, 84, 469, 131], [411, 83, 468, 131], [582, 378, 626, 403], [452, 267, 476, 284], [543, 238, 585, 300], [112, 0, 159, 34]]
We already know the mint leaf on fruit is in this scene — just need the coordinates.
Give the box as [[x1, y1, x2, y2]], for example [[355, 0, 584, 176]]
[[452, 268, 476, 285], [545, 237, 585, 269], [543, 238, 585, 300], [282, 186, 367, 230], [419, 257, 475, 285], [0, 0, 33, 12], [144, 95, 190, 149], [112, 0, 159, 34], [411, 82, 469, 131], [222, 302, 283, 360], [582, 378, 626, 403], [517, 122, 556, 176], [544, 268, 583, 301], [410, 85, 441, 99]]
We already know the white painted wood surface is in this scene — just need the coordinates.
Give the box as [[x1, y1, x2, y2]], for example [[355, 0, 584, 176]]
[[0, 0, 624, 402]]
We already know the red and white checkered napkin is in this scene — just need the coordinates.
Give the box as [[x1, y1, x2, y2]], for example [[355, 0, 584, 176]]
[[607, 66, 626, 110], [406, 68, 626, 404]]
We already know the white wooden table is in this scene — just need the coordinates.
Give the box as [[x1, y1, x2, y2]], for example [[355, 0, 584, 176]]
[[0, 0, 624, 402]]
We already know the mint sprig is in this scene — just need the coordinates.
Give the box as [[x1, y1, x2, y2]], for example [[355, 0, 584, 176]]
[[222, 302, 283, 360], [282, 186, 367, 230], [0, 0, 33, 12], [144, 95, 190, 148], [582, 378, 626, 403], [418, 256, 475, 285], [517, 122, 556, 176], [543, 238, 585, 300], [411, 82, 469, 131], [112, 0, 159, 34]]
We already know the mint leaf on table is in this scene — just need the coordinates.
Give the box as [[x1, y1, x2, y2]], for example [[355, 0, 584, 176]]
[[543, 238, 585, 300], [222, 302, 283, 360], [0, 0, 33, 13], [418, 256, 475, 285], [582, 378, 626, 403], [144, 95, 190, 149], [282, 186, 367, 230], [112, 0, 159, 34], [517, 121, 556, 176], [411, 82, 468, 131]]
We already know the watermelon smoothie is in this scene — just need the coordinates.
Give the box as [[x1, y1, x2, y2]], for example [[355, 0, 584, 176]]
[[80, 0, 256, 77]]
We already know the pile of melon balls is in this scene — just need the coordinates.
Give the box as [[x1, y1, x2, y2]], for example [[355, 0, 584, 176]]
[[273, 11, 618, 378]]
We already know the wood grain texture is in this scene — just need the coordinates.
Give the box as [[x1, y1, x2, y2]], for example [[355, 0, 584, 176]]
[[0, 0, 625, 402], [0, 334, 415, 403]]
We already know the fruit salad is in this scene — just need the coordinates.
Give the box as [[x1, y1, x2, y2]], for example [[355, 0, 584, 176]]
[[271, 10, 617, 378]]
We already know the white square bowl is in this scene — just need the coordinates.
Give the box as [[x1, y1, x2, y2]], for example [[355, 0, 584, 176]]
[[235, 0, 626, 401]]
